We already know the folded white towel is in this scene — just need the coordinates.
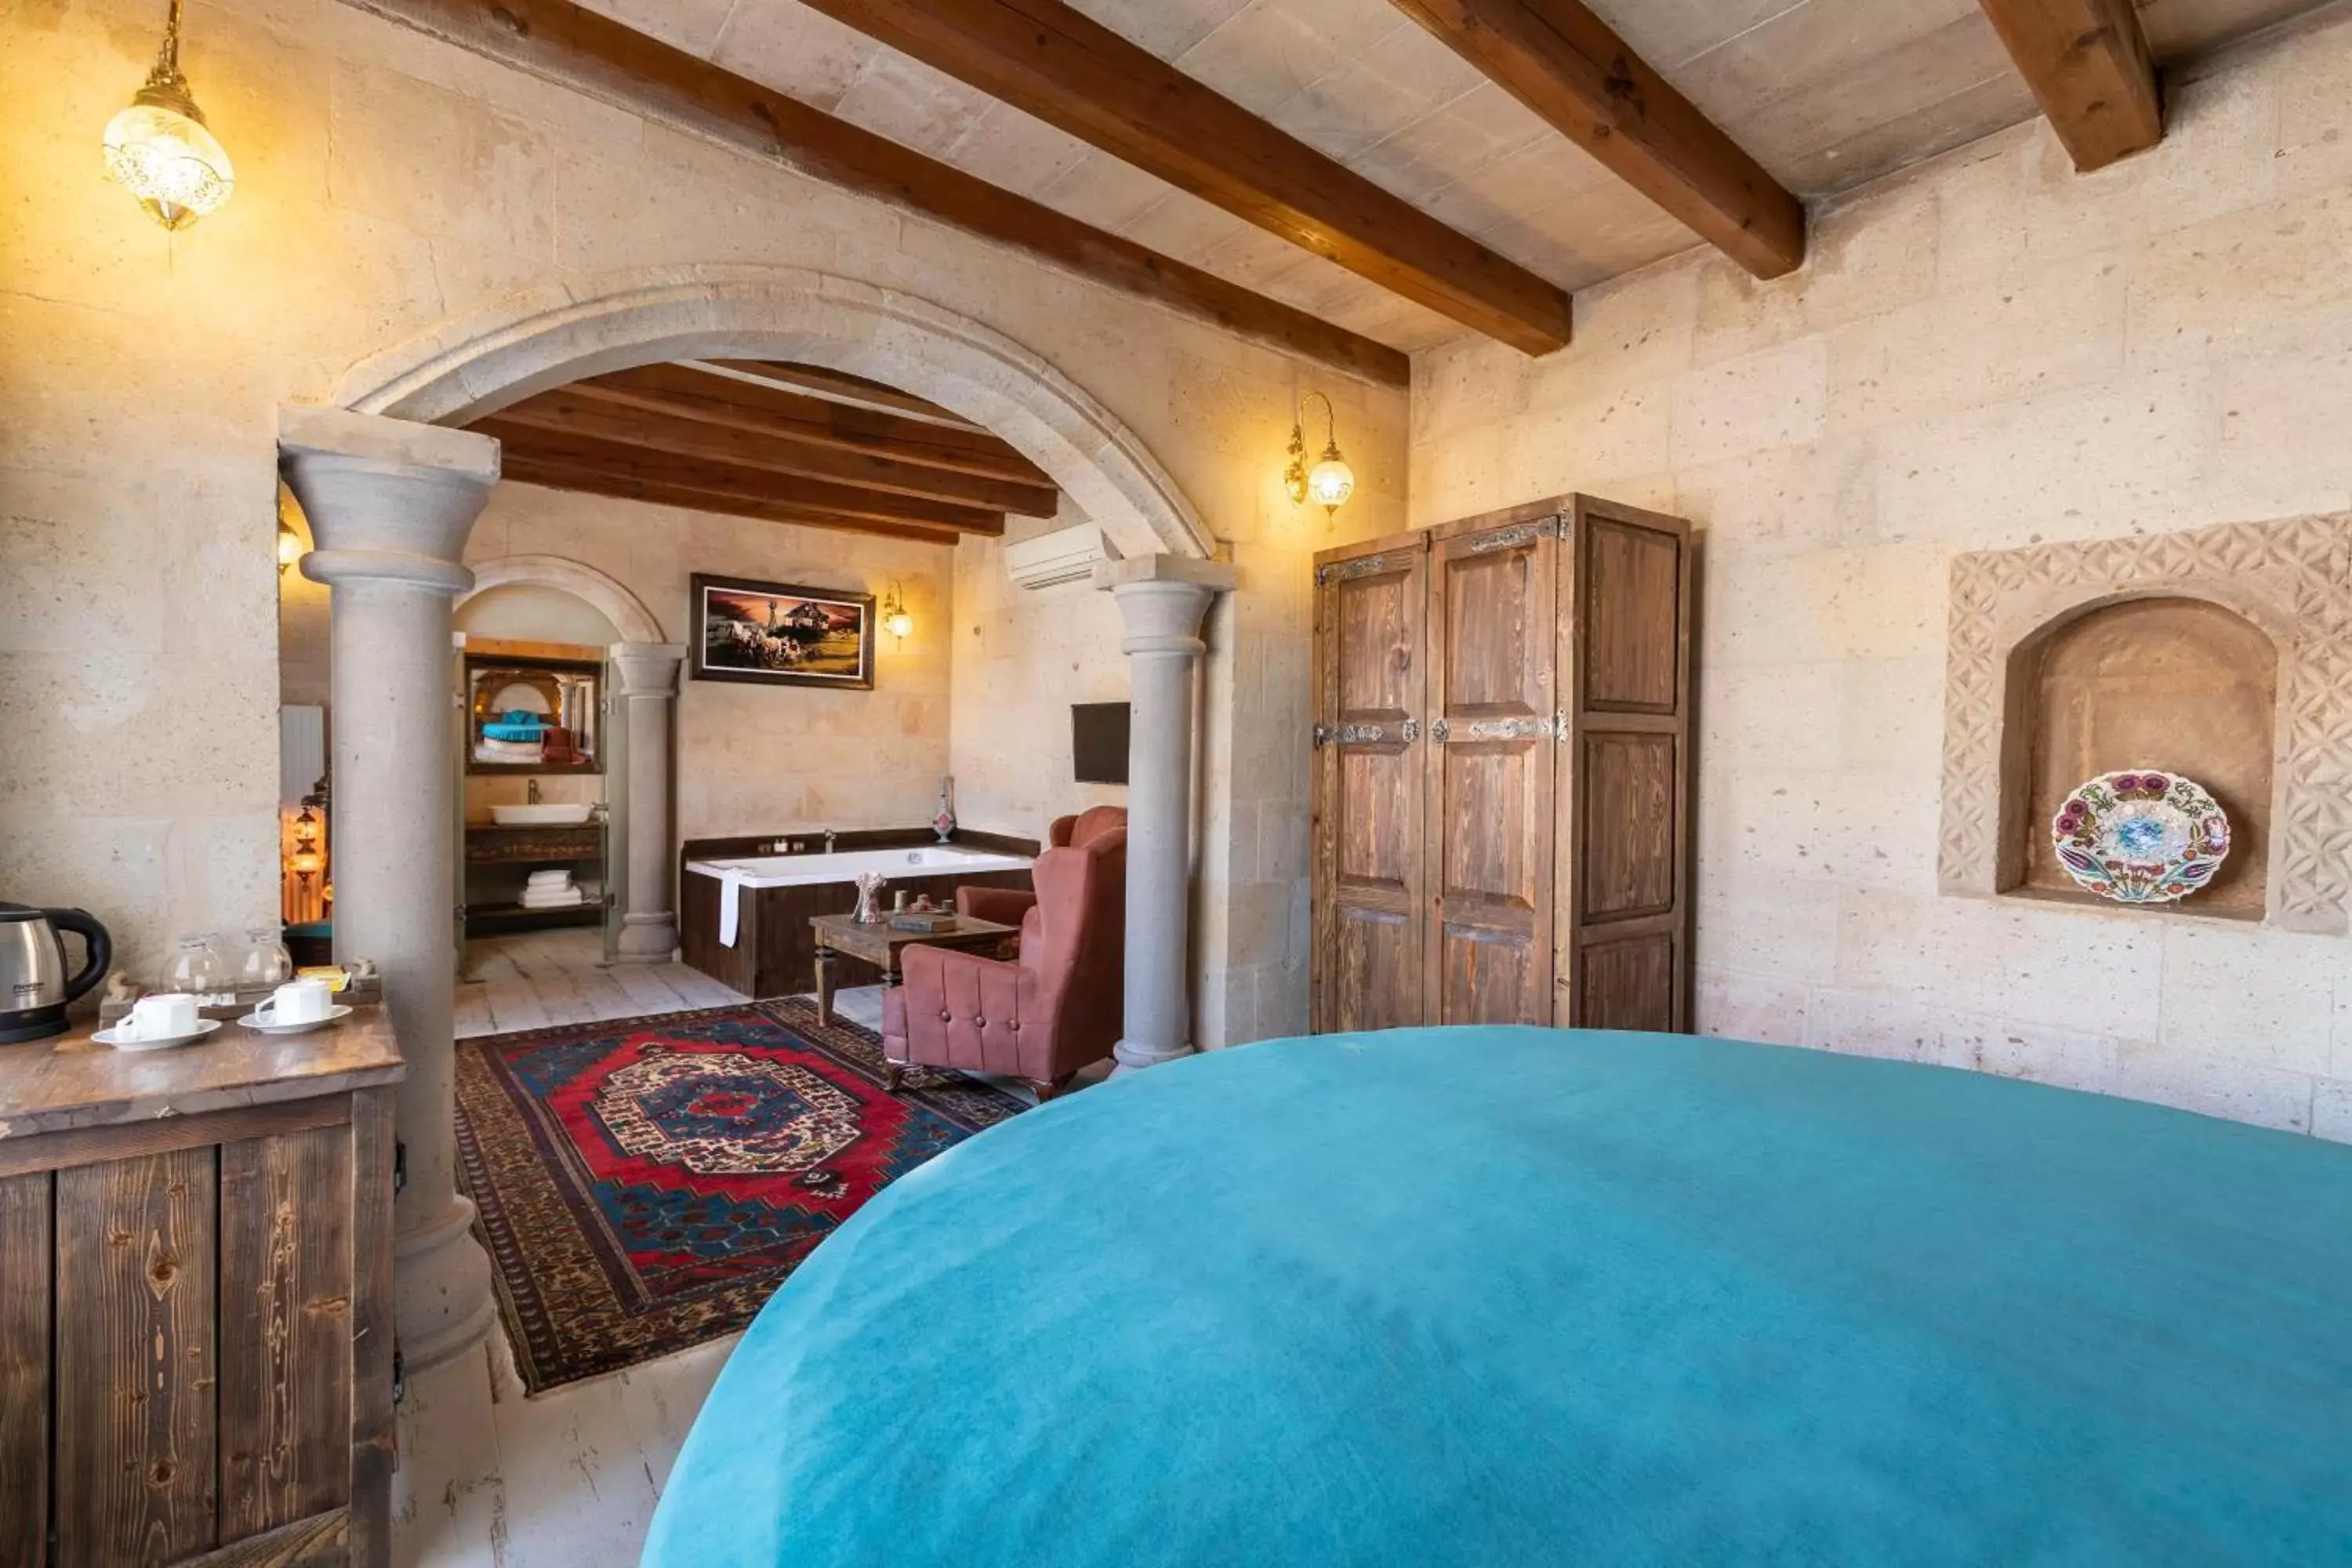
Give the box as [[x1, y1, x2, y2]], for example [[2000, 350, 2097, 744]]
[[718, 868, 751, 948], [525, 869, 575, 887], [520, 889, 586, 909]]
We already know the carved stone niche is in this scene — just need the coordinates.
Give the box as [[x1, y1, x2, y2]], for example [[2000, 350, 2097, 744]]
[[1938, 511, 2352, 935]]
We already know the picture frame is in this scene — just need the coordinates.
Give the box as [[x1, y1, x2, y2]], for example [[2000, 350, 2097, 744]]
[[690, 573, 877, 691]]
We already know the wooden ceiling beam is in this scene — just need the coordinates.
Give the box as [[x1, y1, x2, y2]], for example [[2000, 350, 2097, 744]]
[[331, 0, 1410, 387], [500, 459, 969, 544], [489, 390, 1060, 516], [1976, 0, 2162, 172], [477, 418, 1007, 533], [1387, 0, 1805, 279], [789, 0, 1574, 354], [705, 361, 982, 426], [573, 364, 1055, 487]]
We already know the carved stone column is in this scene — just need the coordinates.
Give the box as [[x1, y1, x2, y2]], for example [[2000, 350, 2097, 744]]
[[280, 405, 500, 1377], [609, 642, 687, 960], [1095, 554, 1236, 1071]]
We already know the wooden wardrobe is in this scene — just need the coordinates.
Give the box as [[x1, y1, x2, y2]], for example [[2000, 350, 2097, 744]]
[[1310, 494, 1694, 1035]]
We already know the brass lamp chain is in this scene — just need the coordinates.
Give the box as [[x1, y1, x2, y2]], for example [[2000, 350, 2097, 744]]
[[137, 0, 205, 122]]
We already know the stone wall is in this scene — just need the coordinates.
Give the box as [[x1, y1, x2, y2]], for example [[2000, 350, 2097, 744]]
[[947, 513, 1131, 844], [1409, 16, 2352, 1140], [464, 482, 953, 840], [0, 0, 1406, 994]]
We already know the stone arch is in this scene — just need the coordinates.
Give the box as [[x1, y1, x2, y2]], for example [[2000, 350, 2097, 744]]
[[330, 264, 1213, 561], [460, 554, 666, 644]]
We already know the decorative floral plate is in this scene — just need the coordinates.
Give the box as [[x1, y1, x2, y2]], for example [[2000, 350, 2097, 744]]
[[2050, 771, 2231, 904]]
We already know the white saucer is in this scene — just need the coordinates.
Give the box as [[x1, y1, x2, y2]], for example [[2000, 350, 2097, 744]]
[[236, 1004, 353, 1036], [94, 1018, 223, 1051]]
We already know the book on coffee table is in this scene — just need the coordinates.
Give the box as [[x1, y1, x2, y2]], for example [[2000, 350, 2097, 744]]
[[888, 911, 957, 933]]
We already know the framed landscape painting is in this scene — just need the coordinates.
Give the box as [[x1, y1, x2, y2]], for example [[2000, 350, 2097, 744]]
[[690, 574, 877, 690]]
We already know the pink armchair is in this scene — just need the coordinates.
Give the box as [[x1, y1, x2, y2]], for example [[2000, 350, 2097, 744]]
[[954, 807, 1126, 930], [881, 817, 1126, 1098]]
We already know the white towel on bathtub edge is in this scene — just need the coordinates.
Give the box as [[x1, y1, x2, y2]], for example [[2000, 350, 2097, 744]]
[[718, 869, 751, 947]]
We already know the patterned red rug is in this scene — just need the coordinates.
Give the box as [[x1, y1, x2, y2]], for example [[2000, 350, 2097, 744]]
[[453, 996, 1027, 1394]]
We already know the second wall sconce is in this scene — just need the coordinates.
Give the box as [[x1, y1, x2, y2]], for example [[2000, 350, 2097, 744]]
[[880, 581, 913, 642], [1285, 391, 1356, 517]]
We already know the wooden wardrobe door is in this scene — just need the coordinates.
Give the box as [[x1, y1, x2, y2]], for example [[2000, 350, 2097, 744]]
[[1557, 496, 1693, 1031], [1424, 510, 1559, 1025], [1311, 535, 1428, 1033]]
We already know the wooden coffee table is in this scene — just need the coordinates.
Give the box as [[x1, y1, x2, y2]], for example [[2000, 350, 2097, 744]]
[[809, 912, 1022, 1027]]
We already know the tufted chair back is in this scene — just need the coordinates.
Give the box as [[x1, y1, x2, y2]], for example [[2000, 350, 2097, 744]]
[[880, 828, 1127, 1094]]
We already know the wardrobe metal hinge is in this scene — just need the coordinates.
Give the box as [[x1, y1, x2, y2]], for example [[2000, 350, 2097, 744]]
[[1315, 553, 1401, 588], [1431, 714, 1562, 742], [392, 1346, 405, 1406], [1312, 723, 1329, 749], [1401, 718, 1421, 742], [1465, 517, 1559, 554], [393, 1141, 407, 1196]]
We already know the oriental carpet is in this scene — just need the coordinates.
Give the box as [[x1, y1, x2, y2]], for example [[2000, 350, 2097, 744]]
[[454, 996, 1025, 1393]]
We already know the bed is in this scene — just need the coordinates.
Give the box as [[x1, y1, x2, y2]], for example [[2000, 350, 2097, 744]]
[[643, 1026, 2352, 1566]]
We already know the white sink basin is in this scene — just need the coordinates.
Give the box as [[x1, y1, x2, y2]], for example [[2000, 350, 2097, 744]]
[[490, 804, 595, 826]]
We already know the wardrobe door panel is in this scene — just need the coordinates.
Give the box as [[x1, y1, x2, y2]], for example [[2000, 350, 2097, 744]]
[[1425, 514, 1558, 1026], [1312, 538, 1428, 1033], [1558, 499, 1693, 1032]]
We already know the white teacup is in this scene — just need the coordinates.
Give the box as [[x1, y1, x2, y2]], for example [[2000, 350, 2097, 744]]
[[256, 977, 334, 1026], [125, 993, 199, 1041]]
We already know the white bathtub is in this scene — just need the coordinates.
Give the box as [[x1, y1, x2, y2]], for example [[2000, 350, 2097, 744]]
[[685, 844, 1032, 887]]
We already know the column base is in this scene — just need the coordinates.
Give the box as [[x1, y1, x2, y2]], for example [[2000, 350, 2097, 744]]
[[394, 1194, 499, 1379], [1111, 1036, 1196, 1074], [614, 913, 679, 962]]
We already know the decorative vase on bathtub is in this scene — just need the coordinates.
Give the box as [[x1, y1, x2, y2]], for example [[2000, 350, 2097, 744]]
[[852, 871, 888, 925], [932, 776, 956, 844]]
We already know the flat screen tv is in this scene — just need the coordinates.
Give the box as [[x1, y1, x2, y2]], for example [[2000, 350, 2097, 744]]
[[1072, 702, 1130, 785]]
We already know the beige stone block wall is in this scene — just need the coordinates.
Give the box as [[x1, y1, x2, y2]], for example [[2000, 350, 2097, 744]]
[[0, 0, 1406, 997], [463, 482, 955, 840], [947, 511, 1131, 844], [1409, 16, 2352, 1140]]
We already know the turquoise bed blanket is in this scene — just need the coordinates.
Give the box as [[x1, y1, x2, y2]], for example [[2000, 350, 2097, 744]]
[[643, 1027, 2352, 1566]]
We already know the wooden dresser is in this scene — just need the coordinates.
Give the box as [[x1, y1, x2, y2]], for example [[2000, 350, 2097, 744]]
[[0, 1006, 403, 1566]]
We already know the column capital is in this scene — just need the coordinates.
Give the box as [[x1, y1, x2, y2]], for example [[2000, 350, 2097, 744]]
[[608, 641, 688, 696], [279, 405, 501, 596], [1091, 552, 1238, 594], [1098, 554, 1234, 657]]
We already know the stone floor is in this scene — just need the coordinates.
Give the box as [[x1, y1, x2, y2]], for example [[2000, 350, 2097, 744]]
[[401, 929, 753, 1568], [401, 927, 975, 1566]]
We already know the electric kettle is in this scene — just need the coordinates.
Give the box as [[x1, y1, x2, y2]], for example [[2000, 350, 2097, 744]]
[[0, 903, 112, 1044]]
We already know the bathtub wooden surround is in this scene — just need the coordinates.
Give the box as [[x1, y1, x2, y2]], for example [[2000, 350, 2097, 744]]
[[678, 828, 1037, 999]]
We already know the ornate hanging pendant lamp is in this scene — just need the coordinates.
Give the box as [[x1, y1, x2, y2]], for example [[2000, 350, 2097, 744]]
[[103, 0, 235, 230]]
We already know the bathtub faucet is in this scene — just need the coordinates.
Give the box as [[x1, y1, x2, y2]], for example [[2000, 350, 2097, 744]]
[[824, 829, 837, 855]]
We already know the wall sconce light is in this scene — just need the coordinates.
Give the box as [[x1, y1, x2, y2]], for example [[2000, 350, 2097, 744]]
[[880, 581, 913, 642], [1285, 391, 1356, 517], [103, 0, 235, 231], [277, 518, 303, 575]]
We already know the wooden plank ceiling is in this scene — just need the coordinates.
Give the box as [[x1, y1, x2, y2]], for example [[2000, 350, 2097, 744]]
[[472, 361, 1054, 545], [352, 0, 2340, 368]]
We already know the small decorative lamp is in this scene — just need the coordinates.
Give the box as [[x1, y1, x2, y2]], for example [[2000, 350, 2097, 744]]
[[880, 581, 913, 642], [103, 0, 235, 231], [1285, 392, 1356, 517]]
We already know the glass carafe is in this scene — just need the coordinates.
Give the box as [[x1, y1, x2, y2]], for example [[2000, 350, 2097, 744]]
[[162, 935, 227, 1000], [235, 926, 294, 992]]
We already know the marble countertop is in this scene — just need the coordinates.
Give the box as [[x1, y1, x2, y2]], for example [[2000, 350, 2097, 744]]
[[0, 999, 405, 1138]]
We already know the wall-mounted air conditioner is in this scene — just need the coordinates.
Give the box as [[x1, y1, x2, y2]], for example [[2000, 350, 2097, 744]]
[[1003, 522, 1109, 590]]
